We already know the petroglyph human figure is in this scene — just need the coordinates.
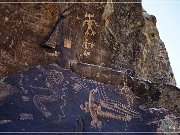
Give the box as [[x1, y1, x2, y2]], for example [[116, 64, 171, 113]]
[[83, 13, 97, 36]]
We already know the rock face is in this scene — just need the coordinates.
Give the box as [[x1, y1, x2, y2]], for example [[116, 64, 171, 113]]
[[0, 63, 179, 132], [0, 0, 176, 85], [0, 2, 61, 77], [0, 0, 179, 133], [44, 1, 176, 86]]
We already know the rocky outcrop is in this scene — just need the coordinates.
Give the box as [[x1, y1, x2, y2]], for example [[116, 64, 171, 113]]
[[0, 0, 179, 133]]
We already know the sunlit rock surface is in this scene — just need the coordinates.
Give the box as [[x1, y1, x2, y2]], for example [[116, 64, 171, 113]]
[[0, 0, 176, 85]]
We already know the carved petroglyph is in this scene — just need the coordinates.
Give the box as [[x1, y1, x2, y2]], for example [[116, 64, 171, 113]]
[[0, 83, 14, 101], [58, 87, 67, 121], [120, 80, 137, 107], [33, 70, 62, 117], [73, 83, 82, 93], [64, 37, 72, 49], [83, 49, 90, 56], [6, 64, 141, 129], [102, 0, 114, 27], [80, 83, 141, 128], [0, 120, 11, 124], [19, 74, 29, 94], [83, 50, 91, 56], [44, 50, 59, 57], [32, 68, 66, 121], [70, 76, 89, 91], [82, 38, 95, 50], [80, 89, 102, 128], [82, 12, 98, 56], [22, 96, 30, 102], [33, 87, 65, 119], [82, 37, 95, 56], [83, 13, 98, 36], [45, 70, 64, 87], [20, 113, 33, 120]]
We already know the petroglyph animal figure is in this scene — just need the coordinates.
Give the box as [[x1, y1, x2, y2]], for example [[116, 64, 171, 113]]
[[80, 83, 141, 128], [33, 68, 66, 120]]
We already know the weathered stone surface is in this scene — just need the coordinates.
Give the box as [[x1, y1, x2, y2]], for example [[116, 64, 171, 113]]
[[0, 1, 176, 86], [0, 0, 179, 133], [0, 2, 63, 77], [0, 63, 179, 132], [39, 1, 176, 87]]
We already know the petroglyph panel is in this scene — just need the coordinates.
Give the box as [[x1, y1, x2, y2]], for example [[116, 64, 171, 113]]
[[0, 63, 178, 132]]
